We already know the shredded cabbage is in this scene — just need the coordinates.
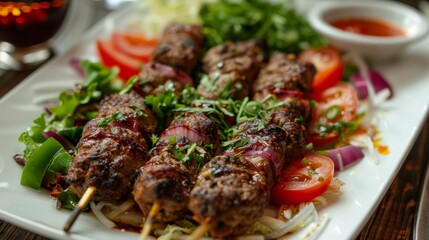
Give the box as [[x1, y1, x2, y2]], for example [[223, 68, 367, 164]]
[[298, 213, 329, 240], [125, 0, 205, 38], [157, 224, 195, 240], [90, 201, 116, 229]]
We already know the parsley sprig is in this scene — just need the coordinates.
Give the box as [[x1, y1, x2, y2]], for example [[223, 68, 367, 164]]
[[200, 0, 327, 54]]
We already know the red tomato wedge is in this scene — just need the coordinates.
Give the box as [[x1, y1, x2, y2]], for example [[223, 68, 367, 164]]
[[298, 47, 344, 97], [111, 32, 158, 61], [308, 83, 359, 147], [271, 154, 334, 205], [96, 39, 143, 81], [96, 32, 158, 81]]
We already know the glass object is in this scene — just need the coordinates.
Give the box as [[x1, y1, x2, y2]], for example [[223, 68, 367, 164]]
[[0, 0, 70, 70]]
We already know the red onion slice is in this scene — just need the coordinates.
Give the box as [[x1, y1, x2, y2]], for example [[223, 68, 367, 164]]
[[227, 141, 283, 178], [319, 145, 364, 172], [350, 70, 393, 100], [110, 118, 146, 136], [241, 147, 283, 178], [42, 131, 75, 152], [141, 63, 193, 86], [160, 125, 209, 145]]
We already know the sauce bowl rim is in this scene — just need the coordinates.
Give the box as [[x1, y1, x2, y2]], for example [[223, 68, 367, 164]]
[[307, 0, 429, 46]]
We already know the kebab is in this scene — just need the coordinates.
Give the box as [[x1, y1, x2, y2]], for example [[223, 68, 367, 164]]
[[133, 112, 221, 238], [63, 92, 158, 231], [135, 22, 203, 97], [132, 38, 267, 238], [187, 53, 316, 238], [131, 22, 210, 238], [64, 22, 202, 230], [197, 40, 265, 100]]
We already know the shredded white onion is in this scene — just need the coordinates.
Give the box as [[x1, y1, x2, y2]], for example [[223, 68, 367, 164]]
[[283, 209, 292, 220], [262, 203, 318, 239], [299, 213, 329, 240], [349, 134, 379, 165], [106, 199, 135, 218], [312, 196, 328, 207], [259, 215, 289, 231], [90, 201, 116, 229]]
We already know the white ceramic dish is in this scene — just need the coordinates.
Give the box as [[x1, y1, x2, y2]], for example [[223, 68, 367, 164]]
[[308, 0, 429, 61], [1, 3, 429, 240]]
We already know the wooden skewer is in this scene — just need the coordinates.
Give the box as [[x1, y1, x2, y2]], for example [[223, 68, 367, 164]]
[[139, 202, 161, 240], [63, 186, 97, 232], [187, 218, 211, 240]]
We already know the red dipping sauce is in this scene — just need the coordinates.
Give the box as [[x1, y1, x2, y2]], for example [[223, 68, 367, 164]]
[[330, 18, 405, 37]]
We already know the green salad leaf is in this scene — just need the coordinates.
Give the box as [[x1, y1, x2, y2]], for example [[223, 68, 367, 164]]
[[199, 0, 327, 53]]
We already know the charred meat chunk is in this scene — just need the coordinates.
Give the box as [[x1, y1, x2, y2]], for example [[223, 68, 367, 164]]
[[136, 63, 194, 97], [202, 40, 265, 82], [252, 52, 316, 94], [197, 71, 248, 100], [198, 40, 265, 100], [151, 23, 203, 74], [66, 118, 149, 202], [133, 151, 197, 222], [97, 92, 158, 142], [229, 119, 289, 187], [188, 154, 269, 238], [133, 113, 221, 223], [267, 107, 307, 161], [66, 93, 156, 202]]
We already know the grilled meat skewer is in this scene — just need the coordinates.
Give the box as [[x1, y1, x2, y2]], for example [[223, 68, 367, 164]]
[[66, 93, 157, 202], [136, 22, 204, 97], [197, 40, 265, 100], [252, 53, 316, 119], [252, 52, 316, 94], [133, 113, 221, 222], [188, 54, 316, 238], [188, 108, 306, 237], [151, 22, 203, 74], [136, 62, 194, 97]]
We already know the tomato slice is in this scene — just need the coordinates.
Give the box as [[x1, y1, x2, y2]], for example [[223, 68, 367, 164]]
[[308, 83, 359, 147], [271, 154, 334, 205], [111, 32, 158, 62], [96, 39, 142, 81], [298, 47, 344, 96]]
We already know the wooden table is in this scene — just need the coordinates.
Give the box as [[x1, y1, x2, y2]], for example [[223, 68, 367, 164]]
[[1, 1, 427, 239]]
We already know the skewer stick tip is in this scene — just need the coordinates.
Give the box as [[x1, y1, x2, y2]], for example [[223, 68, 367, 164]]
[[63, 186, 96, 232], [139, 202, 161, 240], [187, 219, 211, 240]]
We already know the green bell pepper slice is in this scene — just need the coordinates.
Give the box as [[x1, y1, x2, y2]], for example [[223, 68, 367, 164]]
[[20, 137, 63, 190], [48, 148, 73, 175]]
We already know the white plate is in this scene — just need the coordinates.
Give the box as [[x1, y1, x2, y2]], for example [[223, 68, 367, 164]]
[[1, 3, 429, 240]]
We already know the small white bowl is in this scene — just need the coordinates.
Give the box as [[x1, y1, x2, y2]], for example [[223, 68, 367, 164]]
[[307, 0, 429, 61]]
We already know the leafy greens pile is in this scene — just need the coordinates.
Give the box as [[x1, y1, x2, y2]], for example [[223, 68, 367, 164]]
[[199, 0, 326, 53]]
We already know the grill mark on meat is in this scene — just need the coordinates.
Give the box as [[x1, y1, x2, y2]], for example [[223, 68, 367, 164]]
[[133, 113, 221, 222], [198, 40, 265, 100], [66, 93, 156, 202], [189, 107, 307, 237], [252, 52, 316, 94], [189, 154, 269, 237], [97, 92, 158, 143], [267, 108, 307, 160], [137, 63, 193, 96], [151, 23, 203, 74]]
